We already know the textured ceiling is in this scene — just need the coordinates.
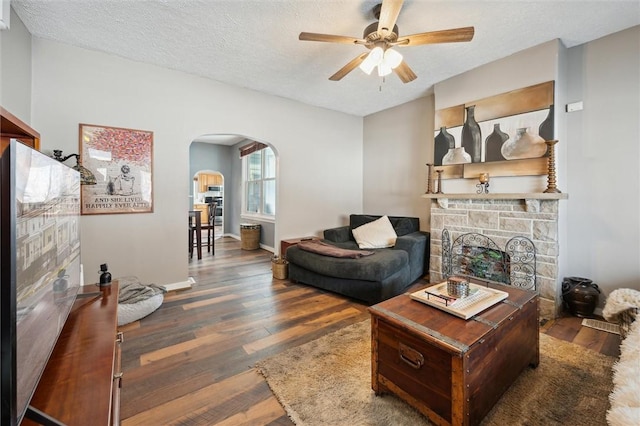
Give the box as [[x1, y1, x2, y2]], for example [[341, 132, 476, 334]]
[[11, 0, 640, 117]]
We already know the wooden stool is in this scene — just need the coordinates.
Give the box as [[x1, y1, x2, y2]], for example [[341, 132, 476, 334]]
[[188, 211, 202, 260]]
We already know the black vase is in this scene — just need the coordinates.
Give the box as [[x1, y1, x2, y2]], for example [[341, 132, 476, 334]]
[[562, 276, 601, 318], [434, 127, 455, 166], [538, 105, 555, 143], [461, 105, 481, 163], [484, 123, 508, 162]]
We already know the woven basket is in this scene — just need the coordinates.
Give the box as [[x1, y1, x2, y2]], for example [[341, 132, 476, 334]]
[[240, 224, 260, 250], [272, 259, 289, 280]]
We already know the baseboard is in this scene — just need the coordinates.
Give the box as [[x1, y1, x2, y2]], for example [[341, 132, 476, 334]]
[[164, 277, 194, 292]]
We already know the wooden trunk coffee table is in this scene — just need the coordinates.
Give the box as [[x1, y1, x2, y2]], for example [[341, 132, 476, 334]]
[[369, 281, 539, 426]]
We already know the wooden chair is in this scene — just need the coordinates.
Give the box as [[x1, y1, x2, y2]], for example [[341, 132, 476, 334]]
[[189, 206, 216, 259], [202, 202, 216, 254], [188, 211, 202, 260]]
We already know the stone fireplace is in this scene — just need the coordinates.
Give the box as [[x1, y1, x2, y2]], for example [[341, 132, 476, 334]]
[[425, 193, 567, 320]]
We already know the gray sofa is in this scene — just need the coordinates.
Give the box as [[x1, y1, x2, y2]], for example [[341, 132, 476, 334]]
[[285, 214, 430, 304]]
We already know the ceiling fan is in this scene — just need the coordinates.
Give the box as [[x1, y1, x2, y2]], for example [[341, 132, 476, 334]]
[[299, 0, 474, 83]]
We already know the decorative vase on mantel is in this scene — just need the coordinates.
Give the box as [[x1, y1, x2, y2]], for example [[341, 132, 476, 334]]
[[434, 127, 455, 166], [461, 105, 481, 163], [442, 146, 471, 165], [484, 123, 508, 162]]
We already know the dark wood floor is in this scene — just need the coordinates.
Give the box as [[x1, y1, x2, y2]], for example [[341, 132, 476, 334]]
[[119, 237, 620, 425]]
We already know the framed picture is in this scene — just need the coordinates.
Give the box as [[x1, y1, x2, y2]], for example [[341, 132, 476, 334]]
[[79, 123, 153, 215], [433, 81, 555, 179]]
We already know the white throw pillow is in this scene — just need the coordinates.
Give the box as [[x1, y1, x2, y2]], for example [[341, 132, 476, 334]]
[[352, 215, 397, 249]]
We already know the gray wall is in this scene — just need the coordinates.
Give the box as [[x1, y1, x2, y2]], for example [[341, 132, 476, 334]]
[[363, 96, 433, 231], [27, 36, 362, 287], [564, 26, 640, 298], [0, 8, 31, 121]]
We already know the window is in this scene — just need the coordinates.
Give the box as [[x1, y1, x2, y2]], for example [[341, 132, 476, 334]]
[[243, 146, 275, 217]]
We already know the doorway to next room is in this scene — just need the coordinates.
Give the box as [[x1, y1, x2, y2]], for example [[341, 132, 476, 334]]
[[192, 170, 224, 240]]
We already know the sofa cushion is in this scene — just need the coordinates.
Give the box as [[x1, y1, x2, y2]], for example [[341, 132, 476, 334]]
[[285, 245, 408, 282], [349, 214, 420, 239], [352, 215, 397, 249], [350, 214, 381, 230], [392, 217, 416, 236]]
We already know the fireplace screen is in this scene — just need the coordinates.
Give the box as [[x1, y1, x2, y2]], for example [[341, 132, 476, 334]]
[[442, 230, 537, 291]]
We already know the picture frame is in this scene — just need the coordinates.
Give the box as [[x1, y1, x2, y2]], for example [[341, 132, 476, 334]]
[[433, 81, 555, 179], [79, 123, 153, 215]]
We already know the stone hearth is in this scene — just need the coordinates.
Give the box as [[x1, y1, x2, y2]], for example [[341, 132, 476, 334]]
[[424, 193, 567, 320]]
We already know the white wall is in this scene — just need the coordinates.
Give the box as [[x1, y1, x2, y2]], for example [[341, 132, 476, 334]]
[[363, 96, 433, 230], [0, 8, 31, 121], [564, 26, 640, 298], [30, 38, 363, 287]]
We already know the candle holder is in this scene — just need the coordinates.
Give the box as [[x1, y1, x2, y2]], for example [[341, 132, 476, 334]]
[[425, 163, 434, 194], [476, 173, 490, 194], [435, 169, 444, 194], [543, 140, 561, 193]]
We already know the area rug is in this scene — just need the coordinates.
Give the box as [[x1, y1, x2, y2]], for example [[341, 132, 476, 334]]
[[255, 320, 615, 426]]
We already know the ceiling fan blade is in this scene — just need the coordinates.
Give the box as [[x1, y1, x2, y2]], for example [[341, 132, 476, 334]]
[[396, 27, 475, 46], [393, 61, 417, 83], [299, 32, 364, 45], [329, 52, 369, 81], [377, 0, 404, 38]]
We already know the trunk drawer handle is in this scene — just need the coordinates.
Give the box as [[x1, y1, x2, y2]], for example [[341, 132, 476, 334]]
[[399, 342, 424, 369]]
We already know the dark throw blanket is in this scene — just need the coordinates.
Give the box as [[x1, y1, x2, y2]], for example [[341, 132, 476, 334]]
[[298, 240, 374, 259]]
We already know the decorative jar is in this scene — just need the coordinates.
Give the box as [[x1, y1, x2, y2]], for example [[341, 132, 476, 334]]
[[562, 276, 600, 318], [447, 276, 469, 298]]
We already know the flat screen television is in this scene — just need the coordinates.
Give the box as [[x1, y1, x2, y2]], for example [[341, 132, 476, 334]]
[[0, 140, 81, 425]]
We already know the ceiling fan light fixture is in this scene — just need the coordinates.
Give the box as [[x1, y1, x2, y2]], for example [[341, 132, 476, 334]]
[[300, 1, 475, 84], [383, 48, 403, 69], [378, 62, 393, 77], [359, 46, 384, 75]]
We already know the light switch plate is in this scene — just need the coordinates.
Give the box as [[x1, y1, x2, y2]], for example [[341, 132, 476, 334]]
[[566, 101, 584, 112]]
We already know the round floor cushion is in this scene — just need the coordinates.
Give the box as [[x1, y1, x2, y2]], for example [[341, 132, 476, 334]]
[[118, 293, 164, 326], [117, 276, 166, 326]]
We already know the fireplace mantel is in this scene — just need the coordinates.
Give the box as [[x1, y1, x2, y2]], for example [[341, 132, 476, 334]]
[[422, 193, 568, 210], [421, 193, 568, 200]]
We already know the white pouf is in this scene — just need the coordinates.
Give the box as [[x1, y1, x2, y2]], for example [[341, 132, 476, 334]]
[[116, 276, 165, 326], [118, 293, 164, 326]]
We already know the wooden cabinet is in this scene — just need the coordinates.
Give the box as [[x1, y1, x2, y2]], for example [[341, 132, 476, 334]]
[[1, 106, 40, 150], [23, 282, 121, 426], [197, 173, 222, 193]]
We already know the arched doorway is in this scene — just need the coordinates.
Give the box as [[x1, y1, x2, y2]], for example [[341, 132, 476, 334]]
[[189, 134, 278, 254]]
